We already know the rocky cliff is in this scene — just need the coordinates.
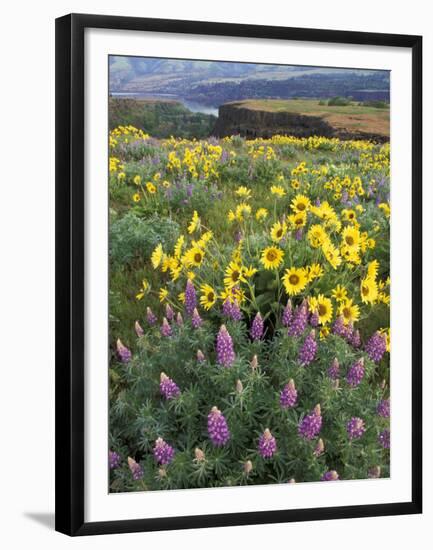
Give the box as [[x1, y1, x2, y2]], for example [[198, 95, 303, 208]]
[[213, 103, 389, 142]]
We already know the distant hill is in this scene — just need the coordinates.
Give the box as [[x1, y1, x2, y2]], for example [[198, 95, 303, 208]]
[[109, 57, 389, 107]]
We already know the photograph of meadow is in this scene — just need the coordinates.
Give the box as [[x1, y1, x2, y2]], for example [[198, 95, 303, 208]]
[[108, 57, 390, 493]]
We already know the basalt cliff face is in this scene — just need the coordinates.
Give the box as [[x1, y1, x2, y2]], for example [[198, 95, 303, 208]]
[[212, 103, 388, 142]]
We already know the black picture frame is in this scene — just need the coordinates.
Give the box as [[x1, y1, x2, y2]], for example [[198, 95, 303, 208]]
[[55, 13, 422, 536]]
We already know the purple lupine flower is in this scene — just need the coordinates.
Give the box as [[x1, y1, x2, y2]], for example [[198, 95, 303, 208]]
[[377, 398, 390, 418], [250, 312, 264, 341], [346, 357, 365, 387], [207, 406, 230, 446], [365, 331, 387, 362], [160, 317, 172, 337], [315, 198, 321, 206], [176, 312, 184, 326], [153, 437, 175, 465], [191, 308, 203, 329], [378, 429, 390, 449], [185, 279, 197, 316], [134, 320, 144, 337], [295, 228, 303, 241], [282, 300, 293, 327], [258, 429, 277, 458], [298, 330, 317, 366], [321, 470, 339, 481], [328, 358, 340, 380], [346, 417, 366, 440], [280, 379, 298, 409], [109, 450, 121, 469], [288, 300, 308, 337], [165, 304, 174, 321], [309, 309, 320, 327], [222, 298, 242, 321], [216, 324, 235, 367], [146, 306, 157, 325], [368, 465, 381, 478], [314, 438, 325, 457], [332, 315, 352, 340], [127, 457, 143, 480], [159, 372, 180, 400], [298, 404, 322, 440], [196, 349, 205, 362], [116, 338, 132, 363], [350, 329, 361, 348]]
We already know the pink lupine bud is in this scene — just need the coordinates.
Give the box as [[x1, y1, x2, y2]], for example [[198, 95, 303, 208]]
[[314, 438, 325, 457], [134, 320, 144, 337], [116, 338, 132, 363], [244, 460, 253, 474], [160, 317, 172, 337], [250, 354, 258, 371], [146, 306, 157, 325], [191, 308, 203, 329], [194, 448, 205, 462], [197, 349, 205, 362], [176, 312, 184, 326], [236, 379, 243, 394], [165, 303, 174, 321]]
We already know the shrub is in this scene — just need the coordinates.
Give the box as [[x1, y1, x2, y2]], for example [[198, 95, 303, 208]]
[[327, 96, 351, 106]]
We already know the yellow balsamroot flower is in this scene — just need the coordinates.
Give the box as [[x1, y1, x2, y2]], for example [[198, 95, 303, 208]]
[[360, 276, 378, 304], [270, 221, 287, 243], [178, 292, 186, 304], [224, 262, 246, 289], [309, 294, 333, 325], [199, 230, 213, 246], [378, 292, 390, 306], [159, 288, 169, 303], [183, 246, 205, 268], [188, 210, 201, 234], [174, 235, 185, 259], [282, 267, 308, 296], [151, 243, 164, 269], [341, 245, 361, 265], [235, 202, 252, 221], [379, 328, 391, 352], [132, 193, 140, 203], [200, 284, 217, 310], [367, 259, 380, 280], [306, 263, 324, 282], [220, 286, 245, 305], [244, 265, 258, 278], [341, 226, 361, 250], [308, 224, 329, 248], [319, 326, 330, 340], [145, 182, 156, 194], [117, 172, 126, 182], [162, 180, 171, 188], [260, 246, 284, 270], [291, 179, 300, 190], [170, 265, 182, 281], [379, 203, 391, 218], [133, 174, 142, 185], [289, 211, 307, 230], [255, 208, 268, 221], [290, 194, 310, 213], [235, 186, 252, 199], [270, 185, 286, 197], [322, 241, 342, 270], [332, 284, 348, 302], [161, 255, 178, 273], [135, 279, 150, 300], [341, 209, 357, 223], [227, 210, 236, 222], [338, 298, 360, 325]]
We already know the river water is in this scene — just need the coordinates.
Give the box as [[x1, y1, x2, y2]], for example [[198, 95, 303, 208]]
[[110, 92, 219, 117]]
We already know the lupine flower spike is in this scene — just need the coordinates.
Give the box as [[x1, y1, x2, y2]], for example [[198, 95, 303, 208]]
[[298, 404, 322, 440], [216, 325, 235, 367], [116, 338, 131, 363], [153, 437, 175, 465], [191, 308, 203, 329], [258, 429, 277, 458], [250, 312, 264, 340], [159, 372, 180, 400], [280, 379, 298, 409], [128, 456, 143, 480], [134, 320, 144, 337], [109, 450, 121, 469], [160, 317, 172, 337], [207, 406, 230, 446], [298, 329, 317, 366], [146, 306, 157, 325]]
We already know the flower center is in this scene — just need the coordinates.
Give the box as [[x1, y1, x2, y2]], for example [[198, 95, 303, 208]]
[[276, 229, 283, 238], [318, 304, 327, 316], [194, 253, 202, 263], [267, 250, 277, 261], [207, 292, 215, 302], [297, 203, 306, 211], [289, 274, 299, 285], [231, 270, 240, 282], [345, 235, 354, 246]]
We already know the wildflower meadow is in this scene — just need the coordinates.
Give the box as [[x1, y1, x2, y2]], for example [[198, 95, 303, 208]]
[[108, 126, 390, 492]]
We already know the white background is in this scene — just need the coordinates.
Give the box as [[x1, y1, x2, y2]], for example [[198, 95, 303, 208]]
[[0, 0, 430, 548]]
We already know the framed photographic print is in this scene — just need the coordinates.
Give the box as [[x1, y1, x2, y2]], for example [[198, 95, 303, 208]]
[[55, 13, 422, 536]]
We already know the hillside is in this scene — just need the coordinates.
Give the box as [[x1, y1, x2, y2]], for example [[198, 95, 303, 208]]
[[213, 99, 390, 141], [109, 97, 216, 139]]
